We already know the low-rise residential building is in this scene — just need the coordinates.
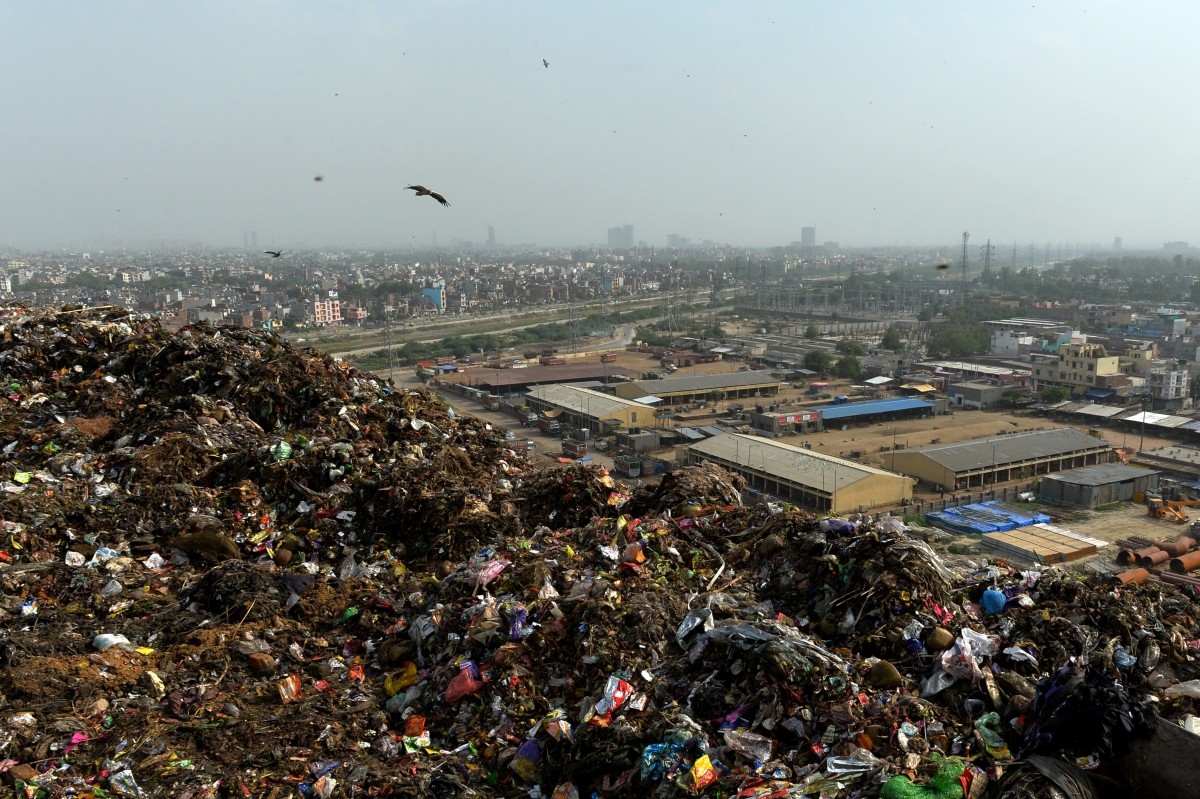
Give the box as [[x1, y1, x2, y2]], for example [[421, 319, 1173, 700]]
[[312, 296, 342, 326]]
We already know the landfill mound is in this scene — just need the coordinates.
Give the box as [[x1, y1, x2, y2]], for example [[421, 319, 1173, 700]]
[[0, 306, 1199, 798]]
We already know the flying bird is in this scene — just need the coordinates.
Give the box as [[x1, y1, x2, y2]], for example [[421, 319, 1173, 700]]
[[543, 59, 549, 68], [406, 185, 450, 207], [264, 250, 282, 258], [313, 175, 324, 182], [936, 261, 951, 270]]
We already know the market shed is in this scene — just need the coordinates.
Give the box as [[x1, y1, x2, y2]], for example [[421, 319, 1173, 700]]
[[812, 397, 935, 429], [888, 428, 1113, 490], [1038, 463, 1160, 508], [685, 433, 914, 513], [524, 384, 654, 437], [613, 370, 780, 406]]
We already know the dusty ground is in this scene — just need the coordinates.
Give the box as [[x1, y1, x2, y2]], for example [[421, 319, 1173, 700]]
[[927, 501, 1196, 574]]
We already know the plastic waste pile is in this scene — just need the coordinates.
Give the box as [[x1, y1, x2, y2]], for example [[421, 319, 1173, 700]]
[[0, 305, 1198, 798]]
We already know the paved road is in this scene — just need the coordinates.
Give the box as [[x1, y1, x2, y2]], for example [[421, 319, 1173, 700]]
[[335, 322, 639, 359]]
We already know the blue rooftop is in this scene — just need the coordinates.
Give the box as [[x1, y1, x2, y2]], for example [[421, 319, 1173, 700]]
[[814, 397, 934, 421]]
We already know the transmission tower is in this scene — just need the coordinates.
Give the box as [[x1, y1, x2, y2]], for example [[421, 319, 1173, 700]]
[[959, 231, 970, 305], [383, 302, 396, 383], [661, 260, 678, 337], [684, 275, 696, 326], [979, 239, 994, 284], [566, 284, 581, 354]]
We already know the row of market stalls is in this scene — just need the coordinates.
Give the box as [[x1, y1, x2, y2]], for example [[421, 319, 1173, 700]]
[[1052, 400, 1200, 439]]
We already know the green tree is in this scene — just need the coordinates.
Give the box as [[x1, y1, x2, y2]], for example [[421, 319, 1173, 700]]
[[803, 349, 833, 375], [1000, 387, 1023, 407], [946, 307, 972, 325], [1190, 373, 1200, 402], [926, 326, 990, 358], [835, 338, 866, 356], [834, 355, 862, 380], [880, 326, 903, 350], [804, 324, 819, 340], [1040, 385, 1070, 404], [917, 308, 933, 322]]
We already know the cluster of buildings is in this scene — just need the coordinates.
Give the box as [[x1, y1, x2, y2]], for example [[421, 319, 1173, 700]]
[[444, 347, 1146, 516], [974, 313, 1195, 408], [0, 248, 748, 331]]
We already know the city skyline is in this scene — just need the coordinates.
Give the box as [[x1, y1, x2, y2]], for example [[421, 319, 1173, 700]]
[[5, 2, 1200, 250]]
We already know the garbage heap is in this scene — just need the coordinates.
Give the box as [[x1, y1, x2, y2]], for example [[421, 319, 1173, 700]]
[[0, 306, 1198, 799]]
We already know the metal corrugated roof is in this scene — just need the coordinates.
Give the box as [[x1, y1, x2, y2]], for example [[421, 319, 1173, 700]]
[[1072, 404, 1127, 418], [1122, 411, 1194, 427], [1155, 415, 1195, 429], [814, 398, 934, 421], [1041, 463, 1158, 487], [526, 384, 652, 418], [905, 428, 1110, 473], [625, 370, 780, 396], [687, 433, 908, 492]]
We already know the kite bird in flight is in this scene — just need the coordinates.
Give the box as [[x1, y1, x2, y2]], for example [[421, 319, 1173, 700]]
[[263, 250, 282, 258], [543, 59, 550, 68], [936, 260, 951, 270], [406, 185, 450, 207]]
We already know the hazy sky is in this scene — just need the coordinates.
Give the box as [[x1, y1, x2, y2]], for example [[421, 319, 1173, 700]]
[[4, 1, 1199, 251]]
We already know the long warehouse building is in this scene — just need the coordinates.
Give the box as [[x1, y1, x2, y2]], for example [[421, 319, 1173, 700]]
[[887, 428, 1113, 491], [686, 433, 914, 513], [613, 370, 781, 405], [524, 384, 655, 437]]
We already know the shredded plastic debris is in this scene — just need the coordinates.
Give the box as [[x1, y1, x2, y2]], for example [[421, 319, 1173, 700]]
[[0, 306, 1197, 797]]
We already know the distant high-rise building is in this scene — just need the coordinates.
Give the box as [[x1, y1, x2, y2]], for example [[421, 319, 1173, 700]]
[[487, 226, 496, 247], [800, 226, 816, 248], [607, 224, 634, 248], [1114, 236, 1123, 252], [251, 232, 259, 251]]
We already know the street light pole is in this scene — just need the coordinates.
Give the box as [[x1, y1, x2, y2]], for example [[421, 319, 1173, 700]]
[[1140, 394, 1149, 454]]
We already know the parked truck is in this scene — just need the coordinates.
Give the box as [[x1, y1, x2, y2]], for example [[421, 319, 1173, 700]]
[[600, 353, 618, 363], [614, 455, 642, 478], [537, 417, 561, 434], [561, 439, 589, 459]]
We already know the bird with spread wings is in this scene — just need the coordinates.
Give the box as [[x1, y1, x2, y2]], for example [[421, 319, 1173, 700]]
[[406, 185, 450, 207]]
